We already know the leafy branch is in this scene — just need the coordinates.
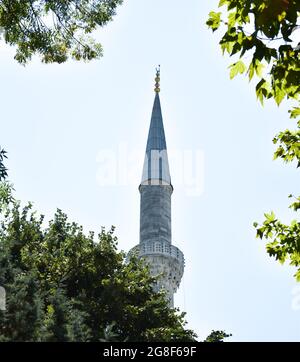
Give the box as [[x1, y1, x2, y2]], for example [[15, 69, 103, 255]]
[[0, 0, 123, 64], [207, 0, 300, 281]]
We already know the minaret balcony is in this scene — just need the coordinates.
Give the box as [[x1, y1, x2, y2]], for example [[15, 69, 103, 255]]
[[128, 241, 184, 266]]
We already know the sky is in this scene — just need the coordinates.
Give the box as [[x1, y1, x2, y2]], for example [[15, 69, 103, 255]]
[[1, 0, 300, 341]]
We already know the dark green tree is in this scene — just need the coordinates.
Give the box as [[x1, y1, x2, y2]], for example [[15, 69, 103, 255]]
[[0, 0, 123, 64], [0, 191, 197, 341], [207, 0, 300, 281], [204, 330, 232, 342], [0, 273, 44, 341]]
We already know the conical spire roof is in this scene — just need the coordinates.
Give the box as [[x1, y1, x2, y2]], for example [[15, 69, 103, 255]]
[[146, 93, 167, 153], [141, 74, 171, 185]]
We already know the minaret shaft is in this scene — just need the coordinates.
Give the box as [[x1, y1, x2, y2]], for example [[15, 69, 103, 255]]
[[139, 184, 172, 245]]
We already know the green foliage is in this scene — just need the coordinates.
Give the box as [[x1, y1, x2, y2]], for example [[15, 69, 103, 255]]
[[206, 0, 300, 166], [206, 0, 300, 106], [204, 330, 232, 342], [273, 126, 300, 167], [0, 196, 197, 341], [0, 0, 123, 64], [0, 181, 14, 213], [255, 197, 300, 281], [0, 147, 7, 181], [2, 273, 44, 341], [207, 1, 300, 281], [100, 322, 123, 342]]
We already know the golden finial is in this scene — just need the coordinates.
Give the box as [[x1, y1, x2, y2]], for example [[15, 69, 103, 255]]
[[154, 65, 160, 93]]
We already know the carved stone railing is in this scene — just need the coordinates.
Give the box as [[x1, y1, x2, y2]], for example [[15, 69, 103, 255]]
[[128, 241, 184, 266]]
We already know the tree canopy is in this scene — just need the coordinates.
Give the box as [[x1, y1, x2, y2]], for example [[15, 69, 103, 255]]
[[0, 0, 123, 64], [0, 182, 232, 341], [0, 194, 197, 341], [204, 330, 232, 342], [207, 1, 300, 281]]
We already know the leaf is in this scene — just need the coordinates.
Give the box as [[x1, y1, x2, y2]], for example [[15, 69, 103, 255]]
[[289, 107, 300, 119], [228, 12, 237, 28], [218, 0, 228, 7], [254, 59, 265, 77], [248, 59, 265, 81], [274, 84, 285, 106], [256, 228, 264, 239], [264, 211, 276, 222], [229, 60, 246, 79], [248, 62, 255, 81], [295, 270, 300, 283], [207, 12, 221, 31], [256, 78, 270, 105]]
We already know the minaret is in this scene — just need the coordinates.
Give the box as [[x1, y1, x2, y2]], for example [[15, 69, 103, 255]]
[[128, 67, 184, 307]]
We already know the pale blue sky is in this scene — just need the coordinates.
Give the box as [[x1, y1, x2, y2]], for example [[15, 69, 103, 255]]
[[1, 0, 300, 341]]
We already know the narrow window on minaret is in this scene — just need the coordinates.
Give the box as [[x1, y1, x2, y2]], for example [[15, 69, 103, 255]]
[[159, 157, 162, 184], [148, 153, 151, 184]]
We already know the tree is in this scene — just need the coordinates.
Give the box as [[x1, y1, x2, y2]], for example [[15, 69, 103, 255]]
[[204, 330, 232, 342], [0, 191, 198, 341], [207, 1, 300, 281], [0, 0, 123, 64], [0, 187, 232, 341]]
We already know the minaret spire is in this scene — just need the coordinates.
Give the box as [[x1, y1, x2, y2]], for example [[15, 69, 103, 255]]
[[128, 68, 184, 307], [141, 67, 171, 186]]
